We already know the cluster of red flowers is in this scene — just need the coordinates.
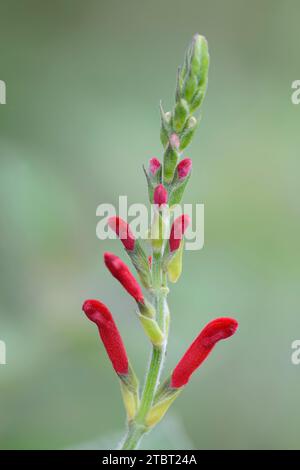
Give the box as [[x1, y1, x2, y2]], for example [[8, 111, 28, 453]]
[[82, 156, 238, 387], [83, 295, 238, 388]]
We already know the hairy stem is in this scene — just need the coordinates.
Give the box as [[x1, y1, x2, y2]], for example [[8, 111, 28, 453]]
[[121, 253, 169, 450]]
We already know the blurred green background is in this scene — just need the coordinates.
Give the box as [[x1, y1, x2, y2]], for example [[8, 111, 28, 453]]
[[1, 0, 300, 450]]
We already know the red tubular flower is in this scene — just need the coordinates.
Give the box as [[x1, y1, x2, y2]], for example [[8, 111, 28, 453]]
[[169, 214, 190, 252], [104, 252, 144, 303], [171, 317, 238, 388], [82, 299, 129, 375], [108, 216, 135, 251], [177, 158, 192, 180], [149, 157, 161, 176], [154, 184, 168, 206]]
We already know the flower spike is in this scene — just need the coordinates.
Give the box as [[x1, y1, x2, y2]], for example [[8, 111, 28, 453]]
[[81, 35, 238, 449], [171, 317, 238, 388]]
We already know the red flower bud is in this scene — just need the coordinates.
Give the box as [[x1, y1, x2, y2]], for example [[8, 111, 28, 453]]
[[169, 214, 190, 252], [82, 299, 129, 375], [104, 252, 144, 303], [177, 158, 192, 180], [108, 216, 135, 251], [169, 133, 180, 149], [171, 317, 238, 388], [149, 157, 161, 176], [148, 255, 152, 268], [154, 184, 168, 206]]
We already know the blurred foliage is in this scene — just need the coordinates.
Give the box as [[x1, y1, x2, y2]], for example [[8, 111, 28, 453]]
[[1, 0, 300, 449]]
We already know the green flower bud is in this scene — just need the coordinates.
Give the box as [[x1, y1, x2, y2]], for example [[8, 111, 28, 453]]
[[183, 74, 198, 103], [168, 175, 191, 207], [196, 37, 209, 89], [167, 240, 184, 283], [163, 145, 179, 183], [190, 34, 207, 77], [138, 314, 165, 347], [179, 116, 198, 151], [175, 67, 183, 101], [173, 98, 189, 133], [190, 89, 205, 113], [128, 240, 152, 288], [179, 34, 209, 108], [160, 102, 172, 148]]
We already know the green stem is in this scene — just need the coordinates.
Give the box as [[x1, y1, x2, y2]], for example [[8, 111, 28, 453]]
[[136, 346, 164, 422], [120, 253, 169, 450], [121, 422, 146, 450]]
